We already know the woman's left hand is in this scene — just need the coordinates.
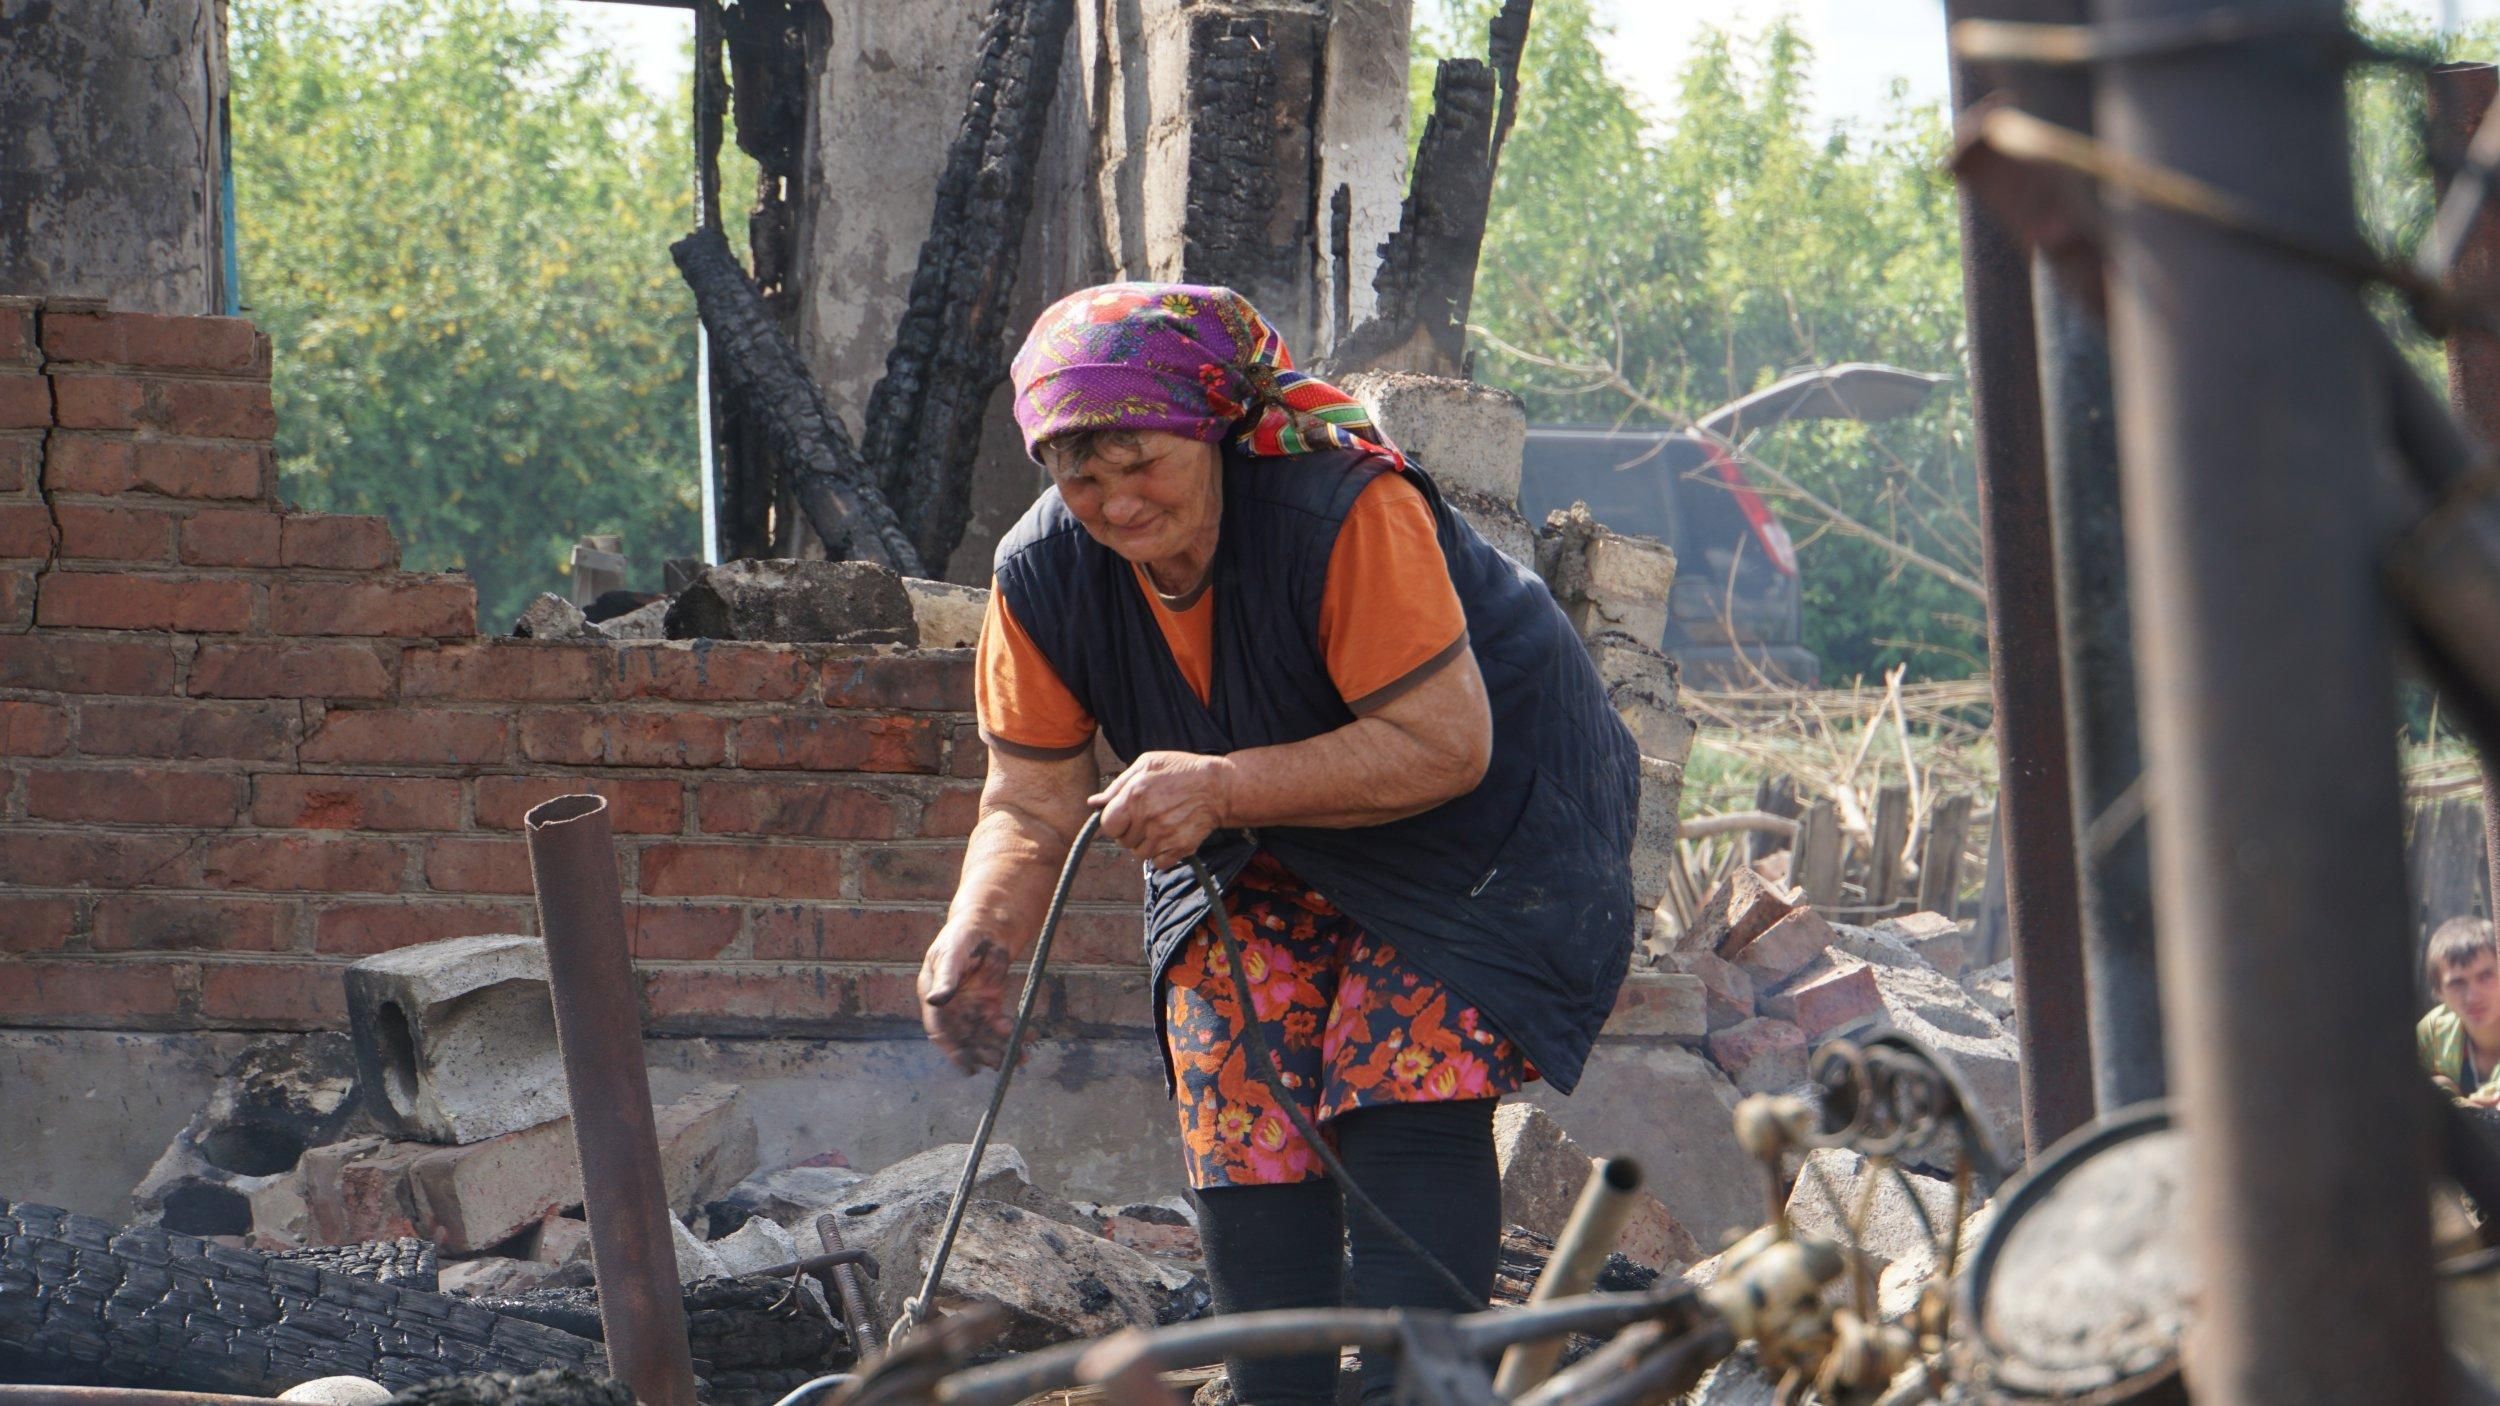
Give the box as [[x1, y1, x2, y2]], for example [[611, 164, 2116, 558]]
[[1091, 751, 1234, 869]]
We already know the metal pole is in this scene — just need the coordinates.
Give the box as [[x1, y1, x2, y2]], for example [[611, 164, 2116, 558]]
[[2014, 0, 2166, 1111], [1492, 1158, 1645, 1395], [1944, 0, 2098, 1156], [2095, 1, 2445, 1400], [526, 794, 699, 1406], [2428, 62, 2500, 935]]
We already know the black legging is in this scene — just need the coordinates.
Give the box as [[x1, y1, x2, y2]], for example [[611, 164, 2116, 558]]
[[1191, 1098, 1503, 1406]]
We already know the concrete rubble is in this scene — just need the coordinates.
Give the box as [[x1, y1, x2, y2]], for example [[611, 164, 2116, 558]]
[[345, 934, 571, 1146], [662, 559, 919, 645]]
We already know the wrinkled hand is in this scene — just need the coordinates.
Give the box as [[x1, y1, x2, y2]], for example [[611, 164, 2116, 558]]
[[919, 922, 1014, 1073], [1091, 751, 1232, 870], [2471, 1087, 2500, 1110]]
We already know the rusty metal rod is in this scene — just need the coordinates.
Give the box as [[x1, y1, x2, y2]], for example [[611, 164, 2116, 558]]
[[2429, 62, 2500, 936], [1945, 0, 2098, 1155], [1492, 1157, 1646, 1395], [815, 1211, 887, 1357], [526, 794, 699, 1406], [2095, 1, 2447, 1400], [0, 1391, 276, 1406]]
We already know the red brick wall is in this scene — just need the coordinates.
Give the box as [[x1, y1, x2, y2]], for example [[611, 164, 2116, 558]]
[[0, 303, 1693, 1045], [0, 300, 1153, 1038]]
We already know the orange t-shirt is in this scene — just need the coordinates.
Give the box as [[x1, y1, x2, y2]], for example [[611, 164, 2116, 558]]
[[977, 471, 1470, 759]]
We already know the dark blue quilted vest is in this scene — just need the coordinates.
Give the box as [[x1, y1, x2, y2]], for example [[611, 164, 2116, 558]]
[[991, 443, 1639, 1092]]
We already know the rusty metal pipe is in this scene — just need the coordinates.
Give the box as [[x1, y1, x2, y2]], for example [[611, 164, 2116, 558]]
[[1492, 1157, 1645, 1396], [814, 1211, 886, 1358], [1945, 0, 2098, 1155], [2095, 1, 2447, 1400], [0, 1391, 277, 1406], [526, 793, 699, 1406], [2428, 63, 2500, 933]]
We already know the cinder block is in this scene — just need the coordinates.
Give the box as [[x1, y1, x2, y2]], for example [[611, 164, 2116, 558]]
[[344, 934, 566, 1145], [1339, 371, 1528, 501]]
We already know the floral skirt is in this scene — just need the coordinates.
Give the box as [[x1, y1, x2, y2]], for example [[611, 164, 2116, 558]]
[[1161, 851, 1538, 1189]]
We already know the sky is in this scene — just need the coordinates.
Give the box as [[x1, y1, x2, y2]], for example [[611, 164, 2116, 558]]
[[562, 0, 2500, 138]]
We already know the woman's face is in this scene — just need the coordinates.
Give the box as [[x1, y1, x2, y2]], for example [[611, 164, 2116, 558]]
[[1047, 430, 1222, 567]]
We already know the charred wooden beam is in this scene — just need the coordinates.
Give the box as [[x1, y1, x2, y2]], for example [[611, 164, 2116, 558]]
[[1329, 0, 1533, 377], [673, 226, 926, 576], [858, 0, 1077, 574]]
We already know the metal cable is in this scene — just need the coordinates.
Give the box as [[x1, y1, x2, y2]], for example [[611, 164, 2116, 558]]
[[889, 810, 1105, 1349]]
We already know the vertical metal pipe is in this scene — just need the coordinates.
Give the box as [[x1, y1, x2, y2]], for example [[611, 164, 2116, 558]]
[[2427, 63, 2500, 935], [1491, 1158, 1644, 1396], [1944, 0, 2098, 1155], [2012, 0, 2165, 1111], [526, 795, 699, 1406], [2095, 2, 2446, 1401]]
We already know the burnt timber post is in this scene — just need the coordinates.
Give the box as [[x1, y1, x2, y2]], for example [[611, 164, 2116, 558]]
[[2097, 0, 2445, 1399], [1943, 0, 2097, 1156]]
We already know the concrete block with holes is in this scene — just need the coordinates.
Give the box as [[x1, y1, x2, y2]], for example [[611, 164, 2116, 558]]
[[343, 934, 566, 1145]]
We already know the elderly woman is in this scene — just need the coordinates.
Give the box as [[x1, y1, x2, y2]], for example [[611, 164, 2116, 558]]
[[917, 284, 1639, 1404]]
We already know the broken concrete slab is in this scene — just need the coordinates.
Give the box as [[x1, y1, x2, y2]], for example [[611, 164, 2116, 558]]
[[710, 1162, 867, 1233], [1104, 1211, 1201, 1261], [833, 1142, 1092, 1232], [345, 934, 565, 1147], [1783, 1147, 1961, 1279], [435, 1254, 554, 1298], [670, 1213, 728, 1283], [902, 576, 987, 649], [709, 1214, 801, 1278], [1871, 911, 1970, 976], [1731, 906, 1835, 991], [842, 1196, 1202, 1352], [533, 1214, 593, 1268], [1492, 1101, 1703, 1273], [1690, 866, 1796, 960], [1706, 1018, 1808, 1096], [513, 593, 592, 641], [132, 1033, 368, 1247], [664, 559, 917, 645], [594, 597, 671, 640], [1961, 959, 2016, 1024], [1850, 959, 2025, 1163], [1760, 961, 1884, 1040]]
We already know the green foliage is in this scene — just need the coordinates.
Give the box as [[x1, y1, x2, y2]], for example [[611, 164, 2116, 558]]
[[1420, 1, 1978, 683], [230, 0, 701, 629]]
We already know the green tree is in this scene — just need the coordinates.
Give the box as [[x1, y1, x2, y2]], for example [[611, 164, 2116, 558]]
[[1419, 3, 1981, 682], [230, 0, 701, 629]]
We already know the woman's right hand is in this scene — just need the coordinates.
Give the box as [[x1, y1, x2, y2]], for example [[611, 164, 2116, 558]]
[[919, 921, 1016, 1073]]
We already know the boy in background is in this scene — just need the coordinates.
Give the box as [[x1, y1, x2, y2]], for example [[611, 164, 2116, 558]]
[[2420, 915, 2500, 1105]]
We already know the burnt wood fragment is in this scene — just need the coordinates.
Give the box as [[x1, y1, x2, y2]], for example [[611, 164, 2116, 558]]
[[859, 0, 1077, 573], [672, 226, 926, 576], [0, 1201, 603, 1394]]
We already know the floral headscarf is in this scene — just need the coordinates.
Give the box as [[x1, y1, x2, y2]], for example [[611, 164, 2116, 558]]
[[1009, 282, 1406, 470]]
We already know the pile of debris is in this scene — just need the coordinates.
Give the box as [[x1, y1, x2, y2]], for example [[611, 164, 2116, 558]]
[[512, 559, 982, 649]]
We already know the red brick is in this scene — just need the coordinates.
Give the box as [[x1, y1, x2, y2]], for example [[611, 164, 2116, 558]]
[[0, 895, 81, 953], [613, 642, 809, 702], [423, 837, 536, 895], [695, 781, 902, 838], [197, 960, 346, 1027], [0, 501, 53, 557], [918, 782, 985, 837], [730, 714, 946, 773], [54, 502, 177, 562], [1764, 962, 1885, 1040], [0, 959, 188, 1022], [850, 967, 926, 1023], [473, 776, 683, 833], [0, 566, 28, 630], [41, 311, 269, 376], [821, 654, 974, 711], [252, 775, 462, 831], [272, 575, 475, 638], [281, 514, 398, 570], [0, 635, 178, 694], [0, 831, 200, 888], [641, 966, 850, 1033], [52, 373, 276, 438], [1053, 967, 1156, 1031], [77, 699, 294, 760], [1052, 910, 1148, 965], [36, 572, 257, 632], [0, 700, 69, 756], [403, 641, 607, 701], [639, 842, 843, 899], [25, 767, 245, 825], [199, 835, 407, 893], [47, 434, 270, 500], [314, 901, 534, 956], [517, 710, 728, 768], [750, 905, 942, 962], [300, 708, 509, 767], [0, 302, 36, 366], [178, 508, 282, 566], [948, 720, 990, 778], [92, 896, 295, 953], [857, 845, 967, 901], [0, 372, 48, 429], [0, 434, 40, 493], [627, 903, 744, 960], [188, 641, 394, 699]]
